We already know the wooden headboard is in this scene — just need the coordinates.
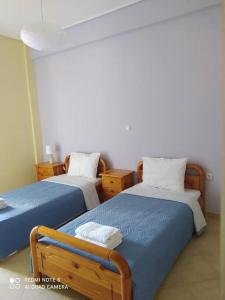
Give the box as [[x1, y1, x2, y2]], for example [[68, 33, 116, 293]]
[[63, 155, 108, 177], [137, 160, 205, 213]]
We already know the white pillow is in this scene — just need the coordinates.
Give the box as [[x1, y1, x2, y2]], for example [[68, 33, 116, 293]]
[[68, 152, 100, 178], [142, 157, 187, 192]]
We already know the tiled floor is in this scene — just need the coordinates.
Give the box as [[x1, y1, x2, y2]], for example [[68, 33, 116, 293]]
[[0, 214, 220, 300], [156, 214, 220, 300]]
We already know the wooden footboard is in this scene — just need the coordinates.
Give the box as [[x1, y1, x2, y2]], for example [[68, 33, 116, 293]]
[[30, 226, 132, 300]]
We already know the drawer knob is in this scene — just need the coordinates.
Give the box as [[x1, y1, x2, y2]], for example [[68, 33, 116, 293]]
[[73, 262, 80, 269], [110, 180, 114, 184]]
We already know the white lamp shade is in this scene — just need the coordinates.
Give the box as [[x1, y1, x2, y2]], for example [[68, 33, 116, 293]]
[[45, 145, 53, 155], [20, 22, 64, 51]]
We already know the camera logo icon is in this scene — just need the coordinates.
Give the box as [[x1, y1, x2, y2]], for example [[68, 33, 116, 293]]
[[9, 277, 21, 289]]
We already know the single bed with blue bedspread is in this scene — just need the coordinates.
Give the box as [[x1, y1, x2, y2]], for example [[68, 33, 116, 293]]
[[33, 193, 195, 300], [0, 181, 87, 259]]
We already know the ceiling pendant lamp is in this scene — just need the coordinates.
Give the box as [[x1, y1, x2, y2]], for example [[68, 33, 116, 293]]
[[20, 0, 64, 51]]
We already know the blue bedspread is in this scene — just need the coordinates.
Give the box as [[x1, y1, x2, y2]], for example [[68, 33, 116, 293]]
[[42, 193, 193, 300], [0, 181, 86, 259]]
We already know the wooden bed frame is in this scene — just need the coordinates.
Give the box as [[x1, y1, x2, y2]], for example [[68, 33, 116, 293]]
[[30, 162, 205, 300], [63, 155, 108, 195]]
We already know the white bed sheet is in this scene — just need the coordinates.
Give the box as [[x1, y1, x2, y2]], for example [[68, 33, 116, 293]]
[[44, 174, 100, 210], [122, 183, 206, 235]]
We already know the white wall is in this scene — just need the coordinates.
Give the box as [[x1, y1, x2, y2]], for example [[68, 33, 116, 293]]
[[33, 2, 223, 213]]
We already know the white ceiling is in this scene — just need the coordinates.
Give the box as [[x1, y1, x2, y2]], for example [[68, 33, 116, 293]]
[[0, 0, 142, 40]]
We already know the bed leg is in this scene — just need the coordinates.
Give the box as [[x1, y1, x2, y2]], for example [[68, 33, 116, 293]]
[[121, 277, 132, 300], [109, 252, 132, 300], [30, 226, 42, 284], [34, 271, 42, 284]]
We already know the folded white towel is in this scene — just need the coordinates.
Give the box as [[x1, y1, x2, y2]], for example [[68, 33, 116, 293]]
[[75, 234, 122, 249], [0, 199, 7, 209], [75, 222, 122, 244]]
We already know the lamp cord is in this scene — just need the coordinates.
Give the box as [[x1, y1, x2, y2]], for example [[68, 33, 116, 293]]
[[40, 0, 44, 24]]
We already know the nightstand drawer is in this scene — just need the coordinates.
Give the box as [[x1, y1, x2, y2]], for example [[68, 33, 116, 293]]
[[102, 177, 121, 185], [103, 186, 121, 194], [37, 167, 54, 176], [102, 177, 121, 191], [37, 175, 50, 181]]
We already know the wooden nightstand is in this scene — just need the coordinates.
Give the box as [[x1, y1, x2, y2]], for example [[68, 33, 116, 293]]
[[36, 162, 64, 181], [101, 169, 134, 201]]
